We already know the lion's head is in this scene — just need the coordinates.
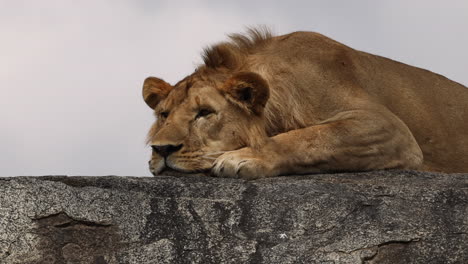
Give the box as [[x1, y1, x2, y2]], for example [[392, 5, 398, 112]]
[[143, 71, 270, 176]]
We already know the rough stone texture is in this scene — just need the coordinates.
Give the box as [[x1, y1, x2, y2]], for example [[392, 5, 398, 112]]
[[0, 170, 467, 264]]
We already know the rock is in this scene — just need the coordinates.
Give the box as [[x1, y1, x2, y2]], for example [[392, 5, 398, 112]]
[[0, 170, 467, 263]]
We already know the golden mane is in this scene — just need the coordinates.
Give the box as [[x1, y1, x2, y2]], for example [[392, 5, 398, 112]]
[[196, 27, 304, 136], [201, 27, 273, 70]]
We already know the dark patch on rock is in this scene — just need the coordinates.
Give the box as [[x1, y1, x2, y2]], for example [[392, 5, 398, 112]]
[[32, 212, 121, 263], [363, 240, 418, 264]]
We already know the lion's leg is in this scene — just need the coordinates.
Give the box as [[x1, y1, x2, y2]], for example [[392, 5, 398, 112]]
[[212, 108, 423, 179]]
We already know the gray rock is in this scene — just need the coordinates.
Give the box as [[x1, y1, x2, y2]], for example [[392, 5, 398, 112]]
[[0, 170, 467, 263]]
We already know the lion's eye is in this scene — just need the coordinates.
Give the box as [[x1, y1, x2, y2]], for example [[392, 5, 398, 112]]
[[196, 108, 214, 119], [160, 111, 169, 119]]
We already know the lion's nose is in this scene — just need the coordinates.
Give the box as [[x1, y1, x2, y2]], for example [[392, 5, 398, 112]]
[[151, 144, 183, 157]]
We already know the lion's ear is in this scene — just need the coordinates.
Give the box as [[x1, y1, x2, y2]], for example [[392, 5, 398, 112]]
[[221, 72, 270, 115], [142, 77, 173, 109]]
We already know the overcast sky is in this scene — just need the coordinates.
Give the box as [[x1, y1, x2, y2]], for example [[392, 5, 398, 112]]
[[1, 0, 467, 176]]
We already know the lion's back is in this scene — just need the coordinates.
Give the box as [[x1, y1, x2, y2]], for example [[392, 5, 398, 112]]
[[263, 31, 468, 172], [349, 49, 468, 172]]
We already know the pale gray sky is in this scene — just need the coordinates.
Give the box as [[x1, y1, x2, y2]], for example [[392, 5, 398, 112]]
[[1, 0, 467, 176]]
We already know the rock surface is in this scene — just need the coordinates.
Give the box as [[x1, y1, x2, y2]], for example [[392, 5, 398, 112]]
[[0, 170, 467, 264]]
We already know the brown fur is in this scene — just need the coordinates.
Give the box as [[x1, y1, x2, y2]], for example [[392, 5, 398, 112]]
[[143, 28, 468, 179]]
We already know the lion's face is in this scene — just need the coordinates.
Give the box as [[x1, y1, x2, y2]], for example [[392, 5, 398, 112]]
[[143, 72, 269, 176]]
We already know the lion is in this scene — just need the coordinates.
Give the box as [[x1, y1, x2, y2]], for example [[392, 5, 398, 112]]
[[142, 28, 468, 179]]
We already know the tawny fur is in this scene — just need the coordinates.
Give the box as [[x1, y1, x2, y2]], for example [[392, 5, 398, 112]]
[[143, 28, 468, 179]]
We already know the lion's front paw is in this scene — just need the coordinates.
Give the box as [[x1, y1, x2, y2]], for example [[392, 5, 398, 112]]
[[212, 149, 277, 180]]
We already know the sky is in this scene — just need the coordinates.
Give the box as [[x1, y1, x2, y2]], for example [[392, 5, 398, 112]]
[[1, 0, 467, 176]]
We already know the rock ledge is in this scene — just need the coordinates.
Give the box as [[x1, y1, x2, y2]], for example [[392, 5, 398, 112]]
[[0, 170, 467, 263]]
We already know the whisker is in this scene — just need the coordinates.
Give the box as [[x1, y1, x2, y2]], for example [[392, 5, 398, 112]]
[[201, 156, 218, 160], [175, 158, 199, 162], [203, 151, 227, 157]]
